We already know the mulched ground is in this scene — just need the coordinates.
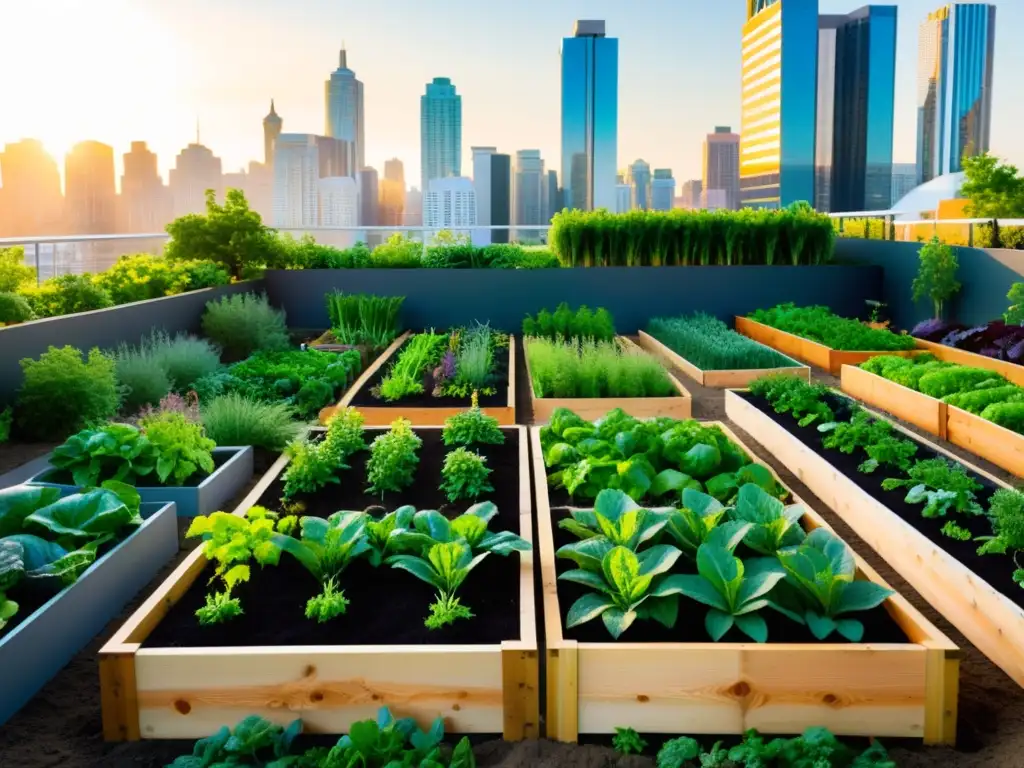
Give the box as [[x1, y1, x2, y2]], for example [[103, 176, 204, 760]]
[[1, 341, 1023, 767]]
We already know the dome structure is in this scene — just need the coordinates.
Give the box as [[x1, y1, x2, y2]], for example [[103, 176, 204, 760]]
[[891, 172, 964, 221]]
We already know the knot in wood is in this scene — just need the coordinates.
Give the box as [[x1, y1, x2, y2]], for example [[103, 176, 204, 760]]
[[173, 699, 192, 715], [730, 681, 751, 698]]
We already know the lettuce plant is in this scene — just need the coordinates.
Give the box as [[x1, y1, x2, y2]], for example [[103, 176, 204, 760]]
[[612, 726, 647, 755], [282, 438, 340, 499], [663, 489, 752, 560], [557, 489, 668, 549], [0, 485, 61, 538], [388, 540, 486, 629], [140, 411, 216, 486], [772, 529, 893, 641], [48, 423, 158, 487], [363, 504, 417, 566], [389, 503, 530, 557], [730, 484, 806, 555], [977, 489, 1024, 586], [23, 480, 142, 544], [167, 715, 302, 768]]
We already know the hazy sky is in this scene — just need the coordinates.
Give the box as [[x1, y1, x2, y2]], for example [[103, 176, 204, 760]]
[[2, 0, 1021, 188]]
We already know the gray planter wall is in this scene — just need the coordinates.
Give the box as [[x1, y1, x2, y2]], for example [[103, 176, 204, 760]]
[[0, 281, 264, 401], [835, 240, 1024, 331], [264, 265, 884, 332]]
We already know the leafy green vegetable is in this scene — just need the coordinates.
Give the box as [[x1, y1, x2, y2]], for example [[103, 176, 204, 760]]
[[655, 736, 701, 768], [167, 715, 302, 768], [749, 303, 916, 351], [440, 447, 493, 502], [612, 726, 647, 755], [0, 485, 61, 538], [731, 484, 806, 555], [48, 423, 158, 487], [647, 313, 798, 371], [749, 374, 835, 427], [442, 400, 505, 446], [389, 503, 530, 558], [376, 332, 448, 401], [363, 504, 417, 566], [365, 418, 422, 496], [140, 411, 216, 486], [24, 481, 142, 543], [556, 489, 668, 549], [881, 458, 984, 518], [388, 540, 487, 629], [663, 489, 752, 560]]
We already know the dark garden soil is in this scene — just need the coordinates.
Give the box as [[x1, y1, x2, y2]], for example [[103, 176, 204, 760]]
[[0, 441, 56, 477], [6, 348, 1024, 767], [350, 334, 510, 409]]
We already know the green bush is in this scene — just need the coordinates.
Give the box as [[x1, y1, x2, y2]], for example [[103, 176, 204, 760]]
[[368, 234, 422, 268], [20, 274, 114, 318], [146, 331, 222, 391], [16, 346, 120, 440], [646, 314, 797, 371], [276, 235, 372, 269], [981, 401, 1024, 433], [522, 303, 616, 341], [0, 292, 35, 324], [201, 292, 289, 360], [749, 304, 917, 351], [94, 254, 230, 304], [115, 341, 174, 413], [201, 393, 302, 451], [525, 338, 676, 398], [0, 246, 35, 292], [549, 207, 835, 267], [912, 237, 961, 319]]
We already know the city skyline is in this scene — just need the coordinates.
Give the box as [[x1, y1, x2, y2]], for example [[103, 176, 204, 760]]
[[3, 0, 1022, 193]]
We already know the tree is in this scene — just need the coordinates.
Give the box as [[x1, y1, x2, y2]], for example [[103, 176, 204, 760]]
[[164, 189, 282, 279], [0, 246, 36, 292], [960, 153, 1024, 218], [912, 236, 961, 319]]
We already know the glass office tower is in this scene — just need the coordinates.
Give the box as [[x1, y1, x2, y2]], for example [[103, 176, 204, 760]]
[[740, 0, 818, 209], [816, 6, 897, 212], [917, 4, 996, 184], [561, 20, 618, 211]]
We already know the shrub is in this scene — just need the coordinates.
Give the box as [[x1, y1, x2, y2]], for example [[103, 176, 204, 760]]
[[981, 401, 1024, 433], [20, 274, 114, 318], [16, 346, 120, 440], [94, 254, 183, 303], [368, 234, 422, 268], [522, 303, 616, 341], [0, 246, 35, 292], [201, 292, 289, 360], [0, 292, 35, 324], [1006, 283, 1024, 325], [912, 237, 961, 319], [278, 235, 372, 269], [146, 331, 222, 391], [750, 304, 917, 351], [422, 244, 482, 269], [201, 393, 301, 451], [526, 338, 676, 398], [647, 314, 797, 370], [115, 341, 174, 413]]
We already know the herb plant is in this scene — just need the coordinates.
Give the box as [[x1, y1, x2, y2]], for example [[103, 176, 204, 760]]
[[440, 448, 493, 502], [978, 489, 1024, 586], [326, 291, 404, 348], [526, 338, 675, 399], [612, 727, 648, 755], [522, 302, 616, 341], [388, 540, 485, 629], [749, 303, 916, 351], [200, 393, 302, 452], [881, 458, 984, 518], [647, 313, 797, 371], [748, 374, 834, 427], [376, 332, 448, 401], [166, 715, 302, 768], [281, 408, 366, 498], [442, 396, 505, 446], [201, 292, 289, 360], [366, 418, 422, 496]]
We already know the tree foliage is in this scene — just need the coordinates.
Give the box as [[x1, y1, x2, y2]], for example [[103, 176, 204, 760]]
[[0, 247, 36, 293], [912, 236, 961, 319], [961, 153, 1024, 219]]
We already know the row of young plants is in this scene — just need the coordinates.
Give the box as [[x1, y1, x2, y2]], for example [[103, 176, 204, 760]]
[[748, 304, 917, 352], [646, 314, 800, 372], [0, 482, 144, 634], [749, 375, 1024, 591], [548, 205, 836, 267], [322, 291, 405, 349], [859, 354, 1024, 432], [190, 406, 526, 629], [541, 408, 892, 641]]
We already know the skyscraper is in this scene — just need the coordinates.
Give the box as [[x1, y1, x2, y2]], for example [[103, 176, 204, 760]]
[[379, 158, 406, 227], [263, 100, 283, 168], [120, 141, 171, 233], [358, 167, 379, 227], [424, 177, 476, 230], [421, 77, 462, 191], [490, 154, 511, 244], [816, 6, 897, 213], [64, 141, 116, 234], [917, 3, 996, 184], [514, 150, 545, 241], [891, 162, 918, 205], [0, 139, 63, 236], [651, 169, 676, 212], [273, 134, 320, 228], [740, 0, 818, 208], [561, 20, 618, 212], [169, 140, 223, 218], [325, 47, 364, 173], [628, 159, 652, 211], [546, 170, 562, 221], [472, 147, 497, 244], [703, 127, 741, 211], [405, 187, 423, 226], [615, 182, 631, 213], [319, 176, 359, 228], [680, 179, 703, 209]]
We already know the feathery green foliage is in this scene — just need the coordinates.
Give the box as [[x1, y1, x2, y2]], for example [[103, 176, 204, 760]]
[[749, 303, 916, 351], [325, 291, 405, 348], [647, 313, 797, 371], [201, 292, 289, 360], [201, 393, 302, 451], [526, 338, 675, 398]]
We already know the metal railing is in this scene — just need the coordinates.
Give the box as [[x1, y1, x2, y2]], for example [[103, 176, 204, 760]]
[[0, 225, 553, 282], [827, 212, 1024, 247]]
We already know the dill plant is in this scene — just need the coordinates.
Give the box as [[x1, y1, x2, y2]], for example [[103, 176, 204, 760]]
[[647, 313, 797, 371], [526, 338, 675, 398]]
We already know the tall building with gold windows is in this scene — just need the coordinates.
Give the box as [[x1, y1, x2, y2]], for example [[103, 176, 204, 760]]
[[740, 0, 818, 209]]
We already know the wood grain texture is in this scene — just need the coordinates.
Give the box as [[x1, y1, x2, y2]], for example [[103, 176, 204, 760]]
[[529, 420, 959, 742], [636, 330, 810, 388], [100, 647, 141, 741], [915, 338, 1024, 387], [524, 336, 692, 425], [946, 405, 1024, 477], [319, 331, 517, 426], [840, 364, 948, 438]]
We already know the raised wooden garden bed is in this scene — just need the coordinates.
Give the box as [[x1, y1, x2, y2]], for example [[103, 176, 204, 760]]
[[735, 317, 915, 375], [99, 426, 537, 741], [531, 425, 959, 744], [840, 364, 1024, 477], [27, 446, 255, 518], [2, 502, 178, 725], [725, 388, 1024, 690], [914, 338, 1024, 387], [319, 332, 516, 427], [636, 330, 810, 388], [524, 337, 691, 424]]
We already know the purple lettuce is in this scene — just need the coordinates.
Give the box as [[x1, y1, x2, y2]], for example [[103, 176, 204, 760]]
[[911, 318, 959, 341], [923, 319, 1024, 362]]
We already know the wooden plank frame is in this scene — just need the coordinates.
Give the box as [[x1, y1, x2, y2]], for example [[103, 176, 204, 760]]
[[840, 364, 1024, 477], [319, 331, 517, 427], [725, 387, 1024, 691], [523, 336, 692, 424], [636, 330, 810, 388], [99, 426, 538, 741], [531, 426, 959, 744], [735, 317, 916, 375], [914, 338, 1024, 387]]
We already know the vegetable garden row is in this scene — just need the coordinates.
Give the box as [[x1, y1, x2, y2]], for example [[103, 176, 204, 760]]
[[6, 286, 1024, 767]]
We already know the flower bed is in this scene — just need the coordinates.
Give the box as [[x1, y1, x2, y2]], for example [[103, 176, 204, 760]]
[[321, 328, 515, 426], [725, 382, 1024, 689], [1, 486, 178, 724], [531, 409, 958, 744], [99, 418, 536, 741]]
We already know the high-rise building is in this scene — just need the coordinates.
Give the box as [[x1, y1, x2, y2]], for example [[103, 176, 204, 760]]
[[119, 141, 171, 233], [421, 77, 462, 191], [315, 136, 353, 179], [358, 167, 379, 227], [545, 170, 562, 221], [741, 0, 818, 208], [702, 189, 729, 211], [816, 6, 897, 213], [679, 179, 703, 210], [472, 147, 497, 245], [703, 126, 741, 211], [491, 154, 511, 244], [917, 3, 996, 184], [379, 159, 406, 227], [65, 141, 116, 234], [514, 150, 545, 242], [651, 169, 675, 212], [325, 48, 364, 174], [423, 177, 476, 230], [169, 140, 223, 218], [0, 139, 63, 236], [405, 187, 423, 226], [561, 20, 618, 212], [628, 159, 652, 211], [615, 183, 631, 213], [319, 176, 359, 227], [891, 162, 918, 205], [263, 100, 283, 168], [273, 134, 320, 228]]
